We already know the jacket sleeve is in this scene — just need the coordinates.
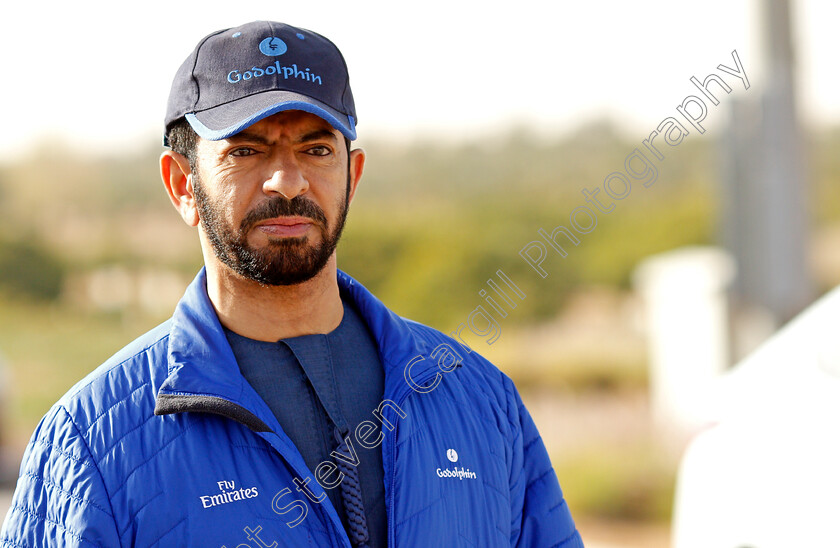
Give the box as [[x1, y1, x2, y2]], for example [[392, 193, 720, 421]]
[[1, 405, 121, 547], [506, 377, 584, 547]]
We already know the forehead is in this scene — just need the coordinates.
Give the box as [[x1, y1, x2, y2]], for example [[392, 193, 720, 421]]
[[232, 110, 340, 141]]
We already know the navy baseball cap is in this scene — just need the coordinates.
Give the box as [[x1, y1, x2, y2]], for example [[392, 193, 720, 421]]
[[164, 21, 357, 145]]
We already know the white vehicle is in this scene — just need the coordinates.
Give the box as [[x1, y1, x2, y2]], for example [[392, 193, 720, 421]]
[[672, 286, 840, 548]]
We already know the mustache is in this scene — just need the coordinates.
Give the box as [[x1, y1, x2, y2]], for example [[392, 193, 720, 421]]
[[239, 195, 328, 233]]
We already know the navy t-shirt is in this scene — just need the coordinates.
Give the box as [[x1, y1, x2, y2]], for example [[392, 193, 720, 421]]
[[224, 296, 387, 547]]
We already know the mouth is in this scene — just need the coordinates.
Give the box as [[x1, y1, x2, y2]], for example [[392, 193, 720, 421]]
[[254, 216, 314, 238]]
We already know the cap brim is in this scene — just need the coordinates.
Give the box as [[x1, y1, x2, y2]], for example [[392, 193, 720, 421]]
[[186, 90, 356, 141]]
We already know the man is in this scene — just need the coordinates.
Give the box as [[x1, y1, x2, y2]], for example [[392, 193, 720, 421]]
[[0, 21, 582, 547]]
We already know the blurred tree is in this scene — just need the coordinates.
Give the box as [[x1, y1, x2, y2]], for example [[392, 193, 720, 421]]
[[0, 235, 65, 301]]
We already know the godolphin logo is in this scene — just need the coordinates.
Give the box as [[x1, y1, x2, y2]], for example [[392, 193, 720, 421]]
[[259, 37, 287, 56], [227, 35, 321, 85]]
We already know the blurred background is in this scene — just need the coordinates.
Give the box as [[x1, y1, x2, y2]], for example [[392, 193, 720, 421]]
[[1, 0, 839, 546]]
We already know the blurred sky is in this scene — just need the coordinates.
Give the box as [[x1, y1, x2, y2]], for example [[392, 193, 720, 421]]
[[1, 0, 838, 161]]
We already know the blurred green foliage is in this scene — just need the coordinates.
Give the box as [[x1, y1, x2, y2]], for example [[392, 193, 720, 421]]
[[0, 234, 65, 301], [341, 122, 721, 327], [555, 443, 677, 522]]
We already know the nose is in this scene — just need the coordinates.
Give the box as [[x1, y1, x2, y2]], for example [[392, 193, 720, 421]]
[[262, 155, 309, 199]]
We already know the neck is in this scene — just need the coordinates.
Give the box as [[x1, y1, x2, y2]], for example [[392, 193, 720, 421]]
[[204, 254, 344, 342]]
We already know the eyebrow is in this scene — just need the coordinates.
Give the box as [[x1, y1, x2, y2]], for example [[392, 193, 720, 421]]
[[226, 131, 272, 146], [295, 129, 338, 144]]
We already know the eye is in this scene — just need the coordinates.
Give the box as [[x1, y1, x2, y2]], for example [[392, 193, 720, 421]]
[[230, 147, 257, 157], [305, 145, 332, 157]]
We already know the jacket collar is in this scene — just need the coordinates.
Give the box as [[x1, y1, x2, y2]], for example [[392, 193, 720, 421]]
[[335, 269, 439, 397], [155, 267, 439, 426]]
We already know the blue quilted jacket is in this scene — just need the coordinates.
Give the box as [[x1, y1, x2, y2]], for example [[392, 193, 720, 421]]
[[1, 269, 583, 547]]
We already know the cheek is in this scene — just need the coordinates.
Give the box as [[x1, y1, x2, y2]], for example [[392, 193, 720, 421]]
[[317, 188, 347, 228], [313, 171, 350, 209], [207, 176, 252, 220]]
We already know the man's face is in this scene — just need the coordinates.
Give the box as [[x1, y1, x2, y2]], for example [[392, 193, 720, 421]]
[[190, 111, 357, 286]]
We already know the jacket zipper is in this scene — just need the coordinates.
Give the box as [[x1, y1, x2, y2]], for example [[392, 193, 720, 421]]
[[249, 417, 351, 547]]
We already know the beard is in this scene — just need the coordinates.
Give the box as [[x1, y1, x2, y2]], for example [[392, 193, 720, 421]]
[[193, 172, 350, 286]]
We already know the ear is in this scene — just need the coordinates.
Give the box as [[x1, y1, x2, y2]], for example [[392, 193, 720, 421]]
[[347, 147, 366, 205], [160, 150, 200, 227]]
